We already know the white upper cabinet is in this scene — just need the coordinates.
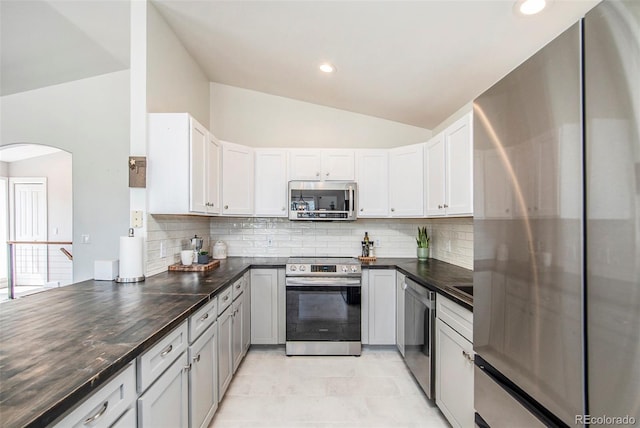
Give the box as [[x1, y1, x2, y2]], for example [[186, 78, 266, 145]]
[[444, 113, 473, 216], [289, 149, 355, 181], [425, 113, 473, 217], [255, 149, 288, 217], [388, 143, 424, 217], [356, 150, 389, 217], [148, 113, 220, 215], [221, 141, 254, 215], [425, 133, 446, 217]]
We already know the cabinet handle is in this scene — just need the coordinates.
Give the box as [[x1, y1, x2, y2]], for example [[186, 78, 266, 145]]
[[402, 283, 407, 290], [224, 205, 229, 210], [462, 350, 474, 362], [193, 354, 201, 363], [316, 172, 320, 177], [236, 283, 241, 289], [391, 208, 395, 212], [199, 312, 209, 322], [360, 208, 364, 212], [84, 402, 108, 425], [223, 295, 229, 301], [325, 172, 330, 177], [281, 207, 285, 211], [444, 204, 449, 208], [506, 208, 510, 213], [160, 344, 173, 357], [438, 205, 443, 209], [184, 363, 192, 372]]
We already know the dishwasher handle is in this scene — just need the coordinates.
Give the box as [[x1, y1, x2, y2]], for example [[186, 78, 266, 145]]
[[405, 279, 435, 309]]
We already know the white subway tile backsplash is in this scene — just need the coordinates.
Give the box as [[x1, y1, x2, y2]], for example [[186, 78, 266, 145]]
[[145, 214, 473, 274]]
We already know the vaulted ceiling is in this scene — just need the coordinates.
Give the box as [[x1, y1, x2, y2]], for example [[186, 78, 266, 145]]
[[1, 0, 600, 129]]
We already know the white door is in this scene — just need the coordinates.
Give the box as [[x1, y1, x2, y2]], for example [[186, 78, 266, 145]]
[[221, 142, 254, 215], [254, 150, 288, 216], [10, 178, 47, 286], [425, 134, 446, 217], [388, 144, 424, 217], [356, 150, 389, 217]]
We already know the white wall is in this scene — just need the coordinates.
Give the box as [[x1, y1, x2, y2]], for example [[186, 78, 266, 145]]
[[8, 151, 73, 241], [1, 70, 130, 282], [210, 83, 433, 148], [146, 2, 210, 128]]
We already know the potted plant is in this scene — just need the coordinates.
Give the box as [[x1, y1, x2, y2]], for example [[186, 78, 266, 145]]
[[197, 251, 210, 264], [416, 226, 430, 261]]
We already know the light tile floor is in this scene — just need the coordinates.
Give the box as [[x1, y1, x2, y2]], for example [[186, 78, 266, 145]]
[[209, 346, 450, 428]]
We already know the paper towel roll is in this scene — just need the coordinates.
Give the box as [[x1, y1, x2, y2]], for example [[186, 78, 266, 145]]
[[118, 235, 145, 281]]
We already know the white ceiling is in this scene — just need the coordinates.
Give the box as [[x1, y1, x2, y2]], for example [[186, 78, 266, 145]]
[[1, 0, 600, 129]]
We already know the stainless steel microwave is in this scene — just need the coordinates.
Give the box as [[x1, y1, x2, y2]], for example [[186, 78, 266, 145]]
[[288, 181, 357, 221]]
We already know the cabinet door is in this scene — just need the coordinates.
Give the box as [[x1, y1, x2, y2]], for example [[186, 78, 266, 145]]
[[250, 269, 278, 345], [425, 133, 446, 216], [138, 351, 189, 428], [232, 295, 244, 373], [242, 272, 251, 355], [436, 319, 474, 428], [396, 271, 405, 356], [205, 134, 220, 214], [368, 270, 396, 345], [217, 307, 233, 401], [289, 150, 322, 180], [255, 150, 288, 216], [356, 150, 389, 217], [221, 142, 254, 215], [445, 113, 473, 216], [388, 144, 424, 217], [190, 118, 209, 214], [322, 150, 355, 180], [189, 323, 218, 428]]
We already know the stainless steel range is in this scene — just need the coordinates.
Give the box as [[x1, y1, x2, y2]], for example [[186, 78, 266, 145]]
[[285, 257, 362, 356]]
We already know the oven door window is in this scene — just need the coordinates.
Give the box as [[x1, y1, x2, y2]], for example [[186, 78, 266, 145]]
[[286, 285, 361, 342]]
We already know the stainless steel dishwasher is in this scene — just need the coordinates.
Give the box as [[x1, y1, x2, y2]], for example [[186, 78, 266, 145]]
[[403, 278, 436, 399]]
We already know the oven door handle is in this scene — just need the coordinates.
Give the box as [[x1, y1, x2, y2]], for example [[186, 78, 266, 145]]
[[285, 277, 362, 287]]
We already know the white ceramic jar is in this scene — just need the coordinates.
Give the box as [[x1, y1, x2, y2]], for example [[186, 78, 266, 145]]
[[213, 240, 227, 259]]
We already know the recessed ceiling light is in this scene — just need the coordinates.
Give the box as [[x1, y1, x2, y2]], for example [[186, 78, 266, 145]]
[[319, 63, 336, 73], [515, 0, 547, 15]]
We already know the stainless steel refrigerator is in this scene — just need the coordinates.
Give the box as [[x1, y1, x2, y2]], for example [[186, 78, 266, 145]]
[[473, 1, 639, 426]]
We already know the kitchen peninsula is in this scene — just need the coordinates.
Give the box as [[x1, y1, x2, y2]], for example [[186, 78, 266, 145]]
[[0, 257, 471, 427]]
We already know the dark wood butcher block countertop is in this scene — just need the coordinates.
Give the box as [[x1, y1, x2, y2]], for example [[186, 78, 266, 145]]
[[0, 256, 469, 427], [362, 258, 473, 310]]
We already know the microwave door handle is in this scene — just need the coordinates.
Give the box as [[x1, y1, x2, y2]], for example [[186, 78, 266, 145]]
[[349, 185, 354, 218]]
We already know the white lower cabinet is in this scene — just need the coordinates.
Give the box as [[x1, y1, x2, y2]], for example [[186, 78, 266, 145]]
[[250, 269, 279, 345], [396, 271, 406, 356], [367, 269, 396, 345], [111, 406, 137, 428], [242, 272, 251, 356], [217, 305, 233, 401], [231, 294, 244, 373], [435, 295, 474, 428], [137, 351, 189, 428], [52, 363, 136, 428], [188, 322, 218, 428]]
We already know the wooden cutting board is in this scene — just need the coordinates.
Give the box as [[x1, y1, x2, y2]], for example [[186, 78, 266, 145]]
[[168, 259, 220, 272]]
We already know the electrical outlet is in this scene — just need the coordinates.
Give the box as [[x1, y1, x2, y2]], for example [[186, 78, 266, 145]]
[[160, 241, 166, 258], [267, 236, 273, 247], [375, 239, 381, 247], [81, 234, 90, 244], [446, 240, 452, 252]]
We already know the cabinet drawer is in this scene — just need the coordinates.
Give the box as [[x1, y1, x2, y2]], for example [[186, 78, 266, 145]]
[[137, 321, 188, 392], [189, 297, 218, 344], [53, 363, 136, 428], [437, 294, 473, 343], [218, 285, 232, 315], [231, 277, 245, 300]]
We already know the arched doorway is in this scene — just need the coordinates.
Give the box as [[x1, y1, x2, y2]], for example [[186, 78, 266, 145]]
[[0, 143, 73, 300]]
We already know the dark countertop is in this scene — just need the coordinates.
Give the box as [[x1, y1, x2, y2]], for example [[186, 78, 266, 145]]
[[0, 256, 468, 427], [363, 258, 473, 309]]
